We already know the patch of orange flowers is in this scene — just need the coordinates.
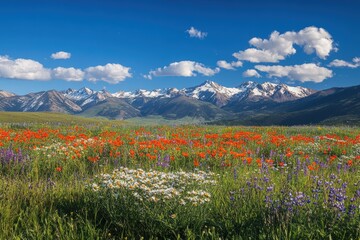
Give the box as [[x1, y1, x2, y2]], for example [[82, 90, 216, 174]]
[[0, 126, 359, 172]]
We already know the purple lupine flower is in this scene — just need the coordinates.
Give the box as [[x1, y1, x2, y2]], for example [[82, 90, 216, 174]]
[[337, 163, 342, 174], [269, 150, 274, 158], [266, 185, 274, 192], [317, 179, 323, 187], [355, 189, 360, 198], [261, 159, 269, 174], [335, 191, 346, 202], [293, 192, 309, 206], [156, 154, 170, 168], [327, 185, 348, 214], [0, 147, 28, 165], [334, 201, 346, 213], [156, 154, 162, 166], [165, 156, 171, 167], [229, 191, 235, 202], [263, 176, 269, 183], [348, 204, 356, 216], [47, 178, 56, 189], [264, 195, 273, 206]]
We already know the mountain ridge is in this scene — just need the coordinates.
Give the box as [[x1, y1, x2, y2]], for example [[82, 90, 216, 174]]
[[1, 80, 358, 125]]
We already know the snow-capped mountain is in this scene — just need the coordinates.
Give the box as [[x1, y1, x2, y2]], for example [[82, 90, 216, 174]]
[[1, 82, 360, 125], [182, 80, 242, 107], [112, 80, 314, 107], [0, 80, 317, 120], [113, 88, 180, 99], [63, 87, 113, 108], [230, 81, 316, 103], [19, 90, 81, 113], [223, 81, 317, 112], [63, 87, 94, 101]]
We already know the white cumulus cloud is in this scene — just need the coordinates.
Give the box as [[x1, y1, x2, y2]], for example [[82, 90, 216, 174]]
[[216, 60, 243, 70], [294, 27, 334, 59], [186, 27, 207, 39], [0, 55, 132, 83], [255, 63, 333, 83], [242, 69, 261, 78], [51, 51, 71, 60], [233, 26, 335, 63], [249, 31, 297, 57], [52, 67, 84, 81], [85, 63, 132, 84], [233, 48, 285, 63], [0, 55, 51, 80], [146, 61, 220, 79], [328, 57, 360, 68], [231, 61, 243, 68]]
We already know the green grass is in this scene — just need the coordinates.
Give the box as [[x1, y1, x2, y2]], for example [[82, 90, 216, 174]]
[[0, 112, 207, 126], [124, 115, 206, 125], [0, 112, 104, 123]]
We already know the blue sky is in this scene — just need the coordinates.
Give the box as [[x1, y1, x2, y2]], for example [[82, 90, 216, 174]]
[[0, 0, 359, 94]]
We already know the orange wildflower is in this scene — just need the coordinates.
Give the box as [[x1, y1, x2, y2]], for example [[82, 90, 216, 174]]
[[182, 152, 189, 157], [308, 162, 319, 171], [193, 159, 200, 167], [256, 158, 262, 167], [285, 151, 293, 158], [329, 155, 337, 162], [198, 152, 206, 159], [87, 156, 100, 163], [129, 149, 136, 157]]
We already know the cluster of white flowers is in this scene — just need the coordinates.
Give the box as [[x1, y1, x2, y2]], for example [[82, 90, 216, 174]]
[[337, 144, 360, 164], [293, 142, 322, 155], [321, 136, 346, 143], [352, 144, 360, 156], [91, 167, 217, 206], [33, 138, 99, 159], [33, 142, 80, 158]]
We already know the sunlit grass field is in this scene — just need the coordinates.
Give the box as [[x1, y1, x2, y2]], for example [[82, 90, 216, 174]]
[[0, 112, 114, 124], [0, 113, 359, 239]]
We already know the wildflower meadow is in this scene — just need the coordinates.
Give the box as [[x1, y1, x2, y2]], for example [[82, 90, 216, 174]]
[[0, 123, 359, 239]]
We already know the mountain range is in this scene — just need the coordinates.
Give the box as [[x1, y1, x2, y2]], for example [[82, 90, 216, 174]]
[[0, 80, 359, 125]]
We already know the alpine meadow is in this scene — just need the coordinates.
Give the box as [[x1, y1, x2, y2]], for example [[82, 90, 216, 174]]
[[1, 0, 360, 239]]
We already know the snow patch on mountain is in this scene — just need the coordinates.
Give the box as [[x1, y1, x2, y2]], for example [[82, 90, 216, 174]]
[[185, 80, 241, 100], [63, 87, 94, 101], [22, 92, 45, 111], [0, 90, 16, 98], [232, 81, 315, 103], [113, 88, 180, 99]]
